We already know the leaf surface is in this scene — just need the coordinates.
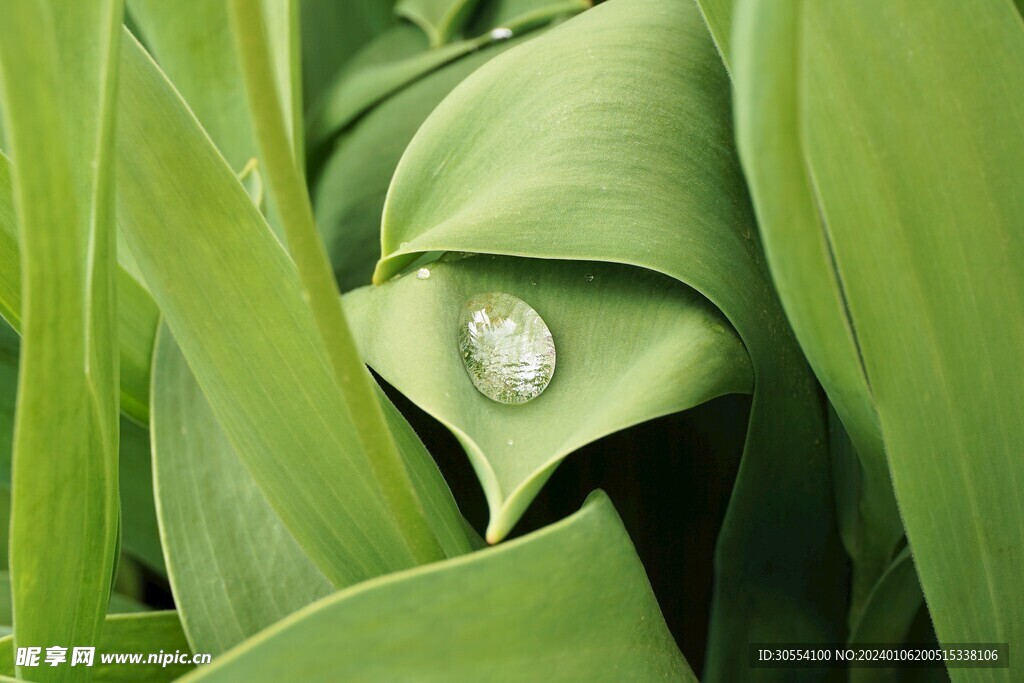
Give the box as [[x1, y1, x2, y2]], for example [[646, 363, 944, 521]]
[[347, 256, 751, 540], [367, 0, 847, 674], [182, 493, 695, 682], [0, 2, 124, 677], [734, 2, 1024, 677]]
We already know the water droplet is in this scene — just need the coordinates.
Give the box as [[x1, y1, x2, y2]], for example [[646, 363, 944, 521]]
[[416, 267, 431, 280], [584, 274, 595, 282], [458, 293, 556, 405], [490, 27, 513, 40], [506, 439, 514, 446]]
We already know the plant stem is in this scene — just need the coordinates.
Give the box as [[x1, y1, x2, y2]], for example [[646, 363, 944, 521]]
[[227, 0, 444, 565]]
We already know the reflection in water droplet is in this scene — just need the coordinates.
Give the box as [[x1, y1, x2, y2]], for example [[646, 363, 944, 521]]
[[584, 274, 595, 282], [416, 268, 431, 280], [458, 293, 556, 405]]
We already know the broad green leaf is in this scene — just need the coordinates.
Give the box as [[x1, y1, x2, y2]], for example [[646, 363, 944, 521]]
[[0, 1, 124, 677], [300, 0, 395, 112], [734, 0, 1024, 677], [0, 612, 193, 682], [0, 152, 157, 424], [314, 29, 533, 291], [150, 325, 334, 656], [114, 32, 463, 586], [731, 0, 903, 625], [369, 0, 847, 673], [347, 256, 751, 540], [397, 0, 483, 47], [181, 492, 694, 682], [152, 321, 472, 654]]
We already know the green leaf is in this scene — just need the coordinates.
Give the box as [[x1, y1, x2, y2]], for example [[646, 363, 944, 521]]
[[127, 0, 260, 173], [0, 612, 194, 682], [118, 418, 164, 574], [306, 1, 586, 150], [229, 0, 445, 564], [694, 0, 734, 73], [114, 32, 466, 586], [347, 256, 751, 541], [128, 0, 304, 240], [734, 0, 1024, 675], [150, 325, 333, 656], [0, 572, 148, 634], [0, 151, 157, 424], [0, 1, 124, 677], [152, 316, 474, 654], [180, 492, 695, 682], [397, 0, 484, 47], [0, 322, 15, 485], [368, 0, 847, 673], [300, 0, 395, 112], [313, 28, 534, 291]]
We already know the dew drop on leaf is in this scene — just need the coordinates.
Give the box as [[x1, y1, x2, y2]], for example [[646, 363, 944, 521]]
[[416, 267, 431, 280], [458, 293, 556, 405]]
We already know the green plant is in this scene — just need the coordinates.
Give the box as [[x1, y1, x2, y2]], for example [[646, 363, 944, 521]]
[[0, 0, 1019, 681]]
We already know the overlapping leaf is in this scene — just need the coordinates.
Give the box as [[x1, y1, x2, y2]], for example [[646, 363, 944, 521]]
[[346, 256, 751, 540], [0, 2, 124, 676], [0, 152, 157, 424], [0, 612, 193, 682], [363, 0, 846, 676], [152, 316, 476, 655], [181, 493, 695, 682], [734, 1, 1024, 678], [114, 31, 470, 588]]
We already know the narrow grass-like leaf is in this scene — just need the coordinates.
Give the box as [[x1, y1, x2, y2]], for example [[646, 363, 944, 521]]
[[118, 418, 164, 574], [116, 32, 446, 585], [694, 0, 733, 73], [734, 1, 1024, 677], [0, 323, 14, 484], [306, 1, 585, 149], [0, 152, 157, 424], [181, 493, 695, 682], [347, 256, 751, 540], [300, 0, 394, 112], [397, 0, 484, 47], [0, 2, 124, 677], [370, 0, 847, 674], [0, 612, 192, 682], [229, 0, 444, 564]]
